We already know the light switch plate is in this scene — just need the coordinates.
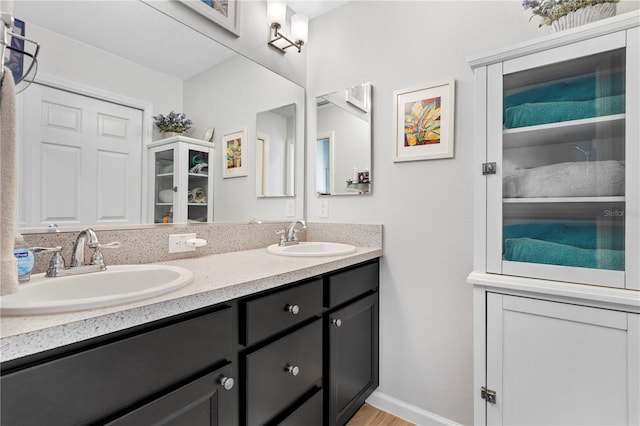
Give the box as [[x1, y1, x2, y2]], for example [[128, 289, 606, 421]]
[[319, 198, 329, 218], [169, 233, 197, 253]]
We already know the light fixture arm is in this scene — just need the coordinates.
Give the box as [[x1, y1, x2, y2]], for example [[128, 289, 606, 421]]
[[268, 22, 304, 53]]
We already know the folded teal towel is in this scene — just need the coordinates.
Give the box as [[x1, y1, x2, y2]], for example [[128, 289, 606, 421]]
[[504, 223, 625, 250], [504, 238, 625, 271], [503, 73, 625, 112], [505, 95, 625, 128]]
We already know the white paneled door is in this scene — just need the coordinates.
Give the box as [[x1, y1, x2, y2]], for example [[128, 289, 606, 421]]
[[486, 293, 639, 426], [19, 84, 143, 227]]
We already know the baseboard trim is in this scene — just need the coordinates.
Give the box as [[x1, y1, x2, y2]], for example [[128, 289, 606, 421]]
[[365, 390, 462, 426]]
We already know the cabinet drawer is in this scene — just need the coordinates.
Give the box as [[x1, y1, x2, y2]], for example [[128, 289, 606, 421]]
[[280, 389, 323, 426], [245, 319, 322, 426], [0, 306, 233, 426], [328, 261, 379, 308], [243, 279, 323, 346]]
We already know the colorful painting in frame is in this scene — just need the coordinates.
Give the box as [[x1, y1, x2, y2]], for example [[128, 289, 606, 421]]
[[178, 0, 240, 36], [222, 128, 247, 178], [393, 80, 455, 162]]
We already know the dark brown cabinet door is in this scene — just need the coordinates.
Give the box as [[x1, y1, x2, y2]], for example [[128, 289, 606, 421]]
[[105, 364, 236, 426], [326, 292, 379, 426]]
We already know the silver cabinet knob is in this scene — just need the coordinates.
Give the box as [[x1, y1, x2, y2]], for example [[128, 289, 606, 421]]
[[286, 364, 300, 376], [218, 376, 234, 391], [285, 304, 300, 315], [331, 318, 342, 327]]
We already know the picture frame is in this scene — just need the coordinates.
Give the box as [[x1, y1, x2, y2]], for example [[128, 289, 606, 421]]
[[393, 80, 455, 162], [178, 0, 240, 36], [222, 128, 247, 178], [345, 82, 371, 112]]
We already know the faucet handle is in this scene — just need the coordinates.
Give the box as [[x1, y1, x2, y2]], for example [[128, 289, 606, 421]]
[[32, 246, 66, 277], [90, 241, 122, 269], [94, 241, 123, 250], [275, 229, 287, 245]]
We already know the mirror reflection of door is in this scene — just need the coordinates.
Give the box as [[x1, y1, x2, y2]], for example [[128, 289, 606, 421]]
[[256, 104, 296, 197], [315, 83, 372, 195], [316, 132, 334, 195]]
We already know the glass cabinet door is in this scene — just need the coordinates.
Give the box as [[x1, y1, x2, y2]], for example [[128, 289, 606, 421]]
[[154, 148, 175, 224], [489, 42, 630, 288], [186, 148, 209, 223]]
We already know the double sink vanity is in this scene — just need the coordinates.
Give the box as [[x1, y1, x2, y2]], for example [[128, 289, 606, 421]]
[[0, 223, 382, 426]]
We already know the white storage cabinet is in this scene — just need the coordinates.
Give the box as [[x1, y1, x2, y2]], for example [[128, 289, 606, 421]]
[[468, 12, 640, 425], [147, 136, 214, 224]]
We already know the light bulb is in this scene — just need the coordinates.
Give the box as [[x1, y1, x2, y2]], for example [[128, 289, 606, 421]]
[[267, 0, 286, 28], [291, 13, 308, 44]]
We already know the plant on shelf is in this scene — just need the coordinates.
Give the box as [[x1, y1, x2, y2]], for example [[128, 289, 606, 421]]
[[153, 111, 193, 136], [523, 0, 618, 29]]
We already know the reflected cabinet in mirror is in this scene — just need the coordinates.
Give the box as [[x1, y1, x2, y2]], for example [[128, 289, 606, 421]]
[[315, 83, 372, 196], [256, 104, 296, 198], [13, 0, 305, 230]]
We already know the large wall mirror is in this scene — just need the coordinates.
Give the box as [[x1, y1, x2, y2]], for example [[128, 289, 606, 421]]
[[315, 83, 372, 196], [13, 0, 305, 231], [256, 104, 296, 198]]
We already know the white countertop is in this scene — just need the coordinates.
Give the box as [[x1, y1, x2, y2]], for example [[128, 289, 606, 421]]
[[0, 246, 382, 363]]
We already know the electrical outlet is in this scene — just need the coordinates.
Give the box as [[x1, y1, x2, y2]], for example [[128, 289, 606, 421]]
[[169, 233, 197, 253], [319, 198, 329, 218], [286, 199, 295, 217]]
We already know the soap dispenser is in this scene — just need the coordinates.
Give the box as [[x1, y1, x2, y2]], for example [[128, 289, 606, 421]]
[[14, 233, 35, 283]]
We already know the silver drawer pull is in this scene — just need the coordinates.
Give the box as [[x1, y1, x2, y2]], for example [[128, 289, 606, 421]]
[[285, 364, 300, 376], [285, 304, 300, 315], [218, 376, 235, 391], [331, 318, 342, 327]]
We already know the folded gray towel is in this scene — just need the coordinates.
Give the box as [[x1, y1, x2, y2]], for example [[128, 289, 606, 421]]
[[503, 160, 624, 198]]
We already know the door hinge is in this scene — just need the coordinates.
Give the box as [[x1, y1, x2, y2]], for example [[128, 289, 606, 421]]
[[482, 162, 496, 175], [481, 387, 497, 404]]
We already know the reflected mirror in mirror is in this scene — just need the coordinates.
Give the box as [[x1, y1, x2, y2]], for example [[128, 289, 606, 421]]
[[315, 83, 372, 196], [13, 0, 304, 230], [256, 104, 296, 198]]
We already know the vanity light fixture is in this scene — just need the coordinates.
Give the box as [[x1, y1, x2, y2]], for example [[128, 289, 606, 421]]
[[267, 0, 308, 54]]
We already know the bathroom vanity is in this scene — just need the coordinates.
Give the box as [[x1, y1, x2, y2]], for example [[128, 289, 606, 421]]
[[468, 12, 639, 425], [0, 248, 380, 426]]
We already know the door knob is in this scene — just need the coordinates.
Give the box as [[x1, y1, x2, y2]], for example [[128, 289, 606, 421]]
[[331, 318, 342, 327], [285, 304, 300, 315], [286, 364, 300, 376], [218, 376, 234, 391]]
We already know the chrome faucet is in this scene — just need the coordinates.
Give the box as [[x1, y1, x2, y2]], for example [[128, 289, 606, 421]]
[[276, 220, 307, 247], [34, 228, 122, 277], [70, 228, 100, 267]]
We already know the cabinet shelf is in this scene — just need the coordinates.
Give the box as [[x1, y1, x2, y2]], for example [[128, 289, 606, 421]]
[[504, 196, 625, 203], [503, 114, 625, 149], [156, 173, 173, 178], [188, 173, 208, 178]]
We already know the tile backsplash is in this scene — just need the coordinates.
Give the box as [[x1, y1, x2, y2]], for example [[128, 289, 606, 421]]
[[23, 222, 383, 274]]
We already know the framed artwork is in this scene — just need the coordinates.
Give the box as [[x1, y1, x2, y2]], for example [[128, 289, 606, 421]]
[[178, 0, 240, 36], [345, 82, 371, 112], [222, 128, 247, 178], [393, 80, 455, 162]]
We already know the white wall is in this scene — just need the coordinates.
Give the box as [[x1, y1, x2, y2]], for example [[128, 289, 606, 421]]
[[24, 25, 183, 117], [305, 1, 545, 424], [184, 55, 305, 222], [143, 0, 307, 87]]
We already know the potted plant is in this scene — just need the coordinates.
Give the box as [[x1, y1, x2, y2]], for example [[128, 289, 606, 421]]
[[153, 111, 193, 138], [523, 0, 619, 31]]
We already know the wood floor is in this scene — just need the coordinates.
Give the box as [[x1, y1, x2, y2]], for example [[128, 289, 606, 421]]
[[346, 403, 415, 426]]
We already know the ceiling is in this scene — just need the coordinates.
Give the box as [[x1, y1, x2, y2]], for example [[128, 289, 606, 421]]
[[288, 0, 350, 19]]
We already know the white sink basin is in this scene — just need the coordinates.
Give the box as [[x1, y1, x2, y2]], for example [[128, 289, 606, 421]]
[[267, 242, 357, 257], [0, 265, 193, 316]]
